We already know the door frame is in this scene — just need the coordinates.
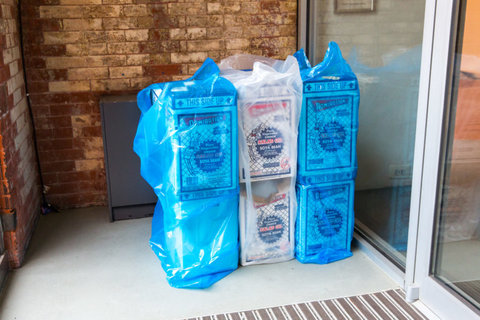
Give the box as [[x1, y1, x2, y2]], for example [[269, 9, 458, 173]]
[[411, 0, 480, 318], [299, 0, 480, 317]]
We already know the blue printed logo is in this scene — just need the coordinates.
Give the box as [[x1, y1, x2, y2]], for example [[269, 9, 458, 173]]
[[258, 215, 284, 244], [313, 121, 346, 153], [314, 209, 343, 238], [254, 126, 284, 159], [194, 140, 224, 173]]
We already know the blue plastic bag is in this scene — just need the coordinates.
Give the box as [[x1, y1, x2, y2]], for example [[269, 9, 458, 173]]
[[295, 181, 354, 264], [294, 42, 358, 264], [294, 42, 360, 184], [134, 58, 239, 289]]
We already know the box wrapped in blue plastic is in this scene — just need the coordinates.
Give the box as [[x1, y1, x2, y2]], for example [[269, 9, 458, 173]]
[[296, 181, 354, 264], [134, 58, 239, 289], [294, 42, 360, 184]]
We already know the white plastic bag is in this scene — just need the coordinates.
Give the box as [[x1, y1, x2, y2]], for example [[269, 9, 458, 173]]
[[221, 55, 303, 265]]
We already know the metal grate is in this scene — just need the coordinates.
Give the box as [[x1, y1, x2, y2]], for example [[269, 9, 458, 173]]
[[186, 289, 429, 320]]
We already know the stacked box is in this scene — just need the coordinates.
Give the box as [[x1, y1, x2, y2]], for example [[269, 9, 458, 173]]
[[220, 55, 303, 266], [151, 88, 239, 201], [239, 179, 295, 265], [294, 42, 359, 264], [240, 93, 295, 181], [297, 84, 359, 184], [134, 58, 240, 289], [296, 181, 354, 263]]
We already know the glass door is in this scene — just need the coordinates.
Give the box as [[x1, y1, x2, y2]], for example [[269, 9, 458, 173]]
[[305, 0, 428, 269], [414, 0, 480, 318]]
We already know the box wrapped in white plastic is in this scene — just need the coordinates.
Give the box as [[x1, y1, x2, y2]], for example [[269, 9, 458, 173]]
[[239, 179, 295, 265], [220, 54, 302, 266], [239, 88, 295, 181]]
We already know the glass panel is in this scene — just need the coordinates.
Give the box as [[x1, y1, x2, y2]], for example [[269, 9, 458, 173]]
[[432, 0, 480, 309], [310, 0, 426, 267]]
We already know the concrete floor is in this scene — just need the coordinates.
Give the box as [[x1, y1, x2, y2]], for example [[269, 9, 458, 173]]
[[0, 207, 399, 320]]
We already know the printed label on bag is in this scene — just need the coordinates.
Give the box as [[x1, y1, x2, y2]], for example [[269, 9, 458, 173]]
[[174, 96, 235, 109], [245, 193, 291, 262], [304, 80, 357, 93], [255, 193, 289, 245], [305, 184, 350, 252], [241, 98, 293, 180], [258, 215, 284, 244], [177, 111, 234, 194], [304, 95, 353, 171], [314, 209, 343, 238]]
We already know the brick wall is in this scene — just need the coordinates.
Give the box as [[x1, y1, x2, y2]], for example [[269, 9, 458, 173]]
[[0, 0, 42, 268], [21, 0, 297, 209]]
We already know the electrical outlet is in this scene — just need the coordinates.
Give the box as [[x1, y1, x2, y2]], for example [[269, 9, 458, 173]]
[[389, 164, 413, 179]]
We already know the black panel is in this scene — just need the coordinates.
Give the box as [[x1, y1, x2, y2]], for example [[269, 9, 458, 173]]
[[101, 95, 157, 221]]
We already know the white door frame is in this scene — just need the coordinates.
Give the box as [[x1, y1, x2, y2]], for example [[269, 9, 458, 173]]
[[298, 0, 480, 317], [411, 0, 480, 317], [403, 0, 437, 300]]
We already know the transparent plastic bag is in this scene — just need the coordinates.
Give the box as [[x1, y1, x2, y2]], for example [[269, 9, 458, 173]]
[[220, 55, 303, 265], [134, 58, 239, 288], [294, 42, 360, 184], [218, 53, 278, 71]]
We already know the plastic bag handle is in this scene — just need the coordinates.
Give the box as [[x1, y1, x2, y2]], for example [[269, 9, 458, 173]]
[[293, 48, 312, 70], [191, 58, 220, 81]]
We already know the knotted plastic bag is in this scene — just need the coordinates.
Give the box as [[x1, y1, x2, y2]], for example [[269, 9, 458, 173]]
[[220, 55, 303, 265], [294, 42, 358, 264], [134, 58, 239, 288], [294, 42, 360, 184]]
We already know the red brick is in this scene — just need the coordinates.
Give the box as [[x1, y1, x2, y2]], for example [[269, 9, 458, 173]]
[[28, 81, 49, 93], [0, 84, 8, 115], [24, 44, 66, 56], [19, 5, 39, 19], [0, 67, 10, 84], [35, 115, 72, 129], [260, 1, 281, 13], [42, 172, 58, 184], [138, 40, 179, 53], [38, 148, 84, 162], [24, 57, 46, 69], [35, 127, 74, 140], [29, 92, 96, 105], [56, 170, 95, 183], [26, 69, 68, 82], [22, 19, 62, 32], [41, 160, 76, 173], [47, 182, 80, 195], [76, 126, 102, 137], [148, 29, 169, 41], [52, 104, 98, 115], [144, 64, 182, 77], [39, 139, 74, 150], [31, 105, 50, 118]]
